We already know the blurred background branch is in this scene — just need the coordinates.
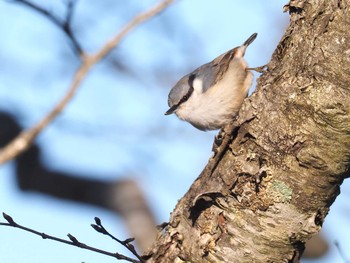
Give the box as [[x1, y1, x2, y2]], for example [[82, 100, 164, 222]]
[[10, 0, 83, 56], [0, 0, 174, 165]]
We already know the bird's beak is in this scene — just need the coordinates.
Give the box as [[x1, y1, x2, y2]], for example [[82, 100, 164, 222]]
[[164, 105, 177, 115]]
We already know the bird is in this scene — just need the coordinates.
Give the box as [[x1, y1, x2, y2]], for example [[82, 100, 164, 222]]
[[165, 33, 257, 131]]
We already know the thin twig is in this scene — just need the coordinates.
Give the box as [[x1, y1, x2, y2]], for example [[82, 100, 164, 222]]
[[10, 0, 83, 56], [65, 0, 76, 25], [91, 217, 144, 262], [0, 213, 140, 263], [0, 0, 174, 165]]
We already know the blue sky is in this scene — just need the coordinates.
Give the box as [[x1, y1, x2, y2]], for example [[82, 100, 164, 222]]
[[0, 1, 349, 262]]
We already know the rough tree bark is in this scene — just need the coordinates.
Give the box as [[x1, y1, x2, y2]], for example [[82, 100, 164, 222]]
[[147, 1, 350, 262]]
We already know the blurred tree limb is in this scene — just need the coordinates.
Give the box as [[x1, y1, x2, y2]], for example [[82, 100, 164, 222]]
[[0, 0, 174, 165], [146, 0, 350, 262], [10, 0, 83, 55], [0, 107, 157, 253]]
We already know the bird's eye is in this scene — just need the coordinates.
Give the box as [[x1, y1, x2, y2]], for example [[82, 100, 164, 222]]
[[179, 85, 194, 105]]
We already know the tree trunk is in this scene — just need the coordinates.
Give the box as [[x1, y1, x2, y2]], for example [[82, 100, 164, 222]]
[[147, 0, 350, 262]]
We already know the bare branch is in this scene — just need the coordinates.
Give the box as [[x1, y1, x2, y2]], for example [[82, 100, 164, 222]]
[[65, 0, 76, 25], [62, 0, 81, 55], [0, 0, 174, 165], [10, 0, 83, 56], [0, 213, 141, 263], [91, 217, 144, 262]]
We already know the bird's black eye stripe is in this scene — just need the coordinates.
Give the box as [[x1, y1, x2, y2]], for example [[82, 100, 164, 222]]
[[188, 73, 195, 88], [179, 75, 194, 104], [170, 74, 195, 112]]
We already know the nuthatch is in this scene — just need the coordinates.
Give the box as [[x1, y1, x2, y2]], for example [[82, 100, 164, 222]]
[[165, 33, 257, 131]]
